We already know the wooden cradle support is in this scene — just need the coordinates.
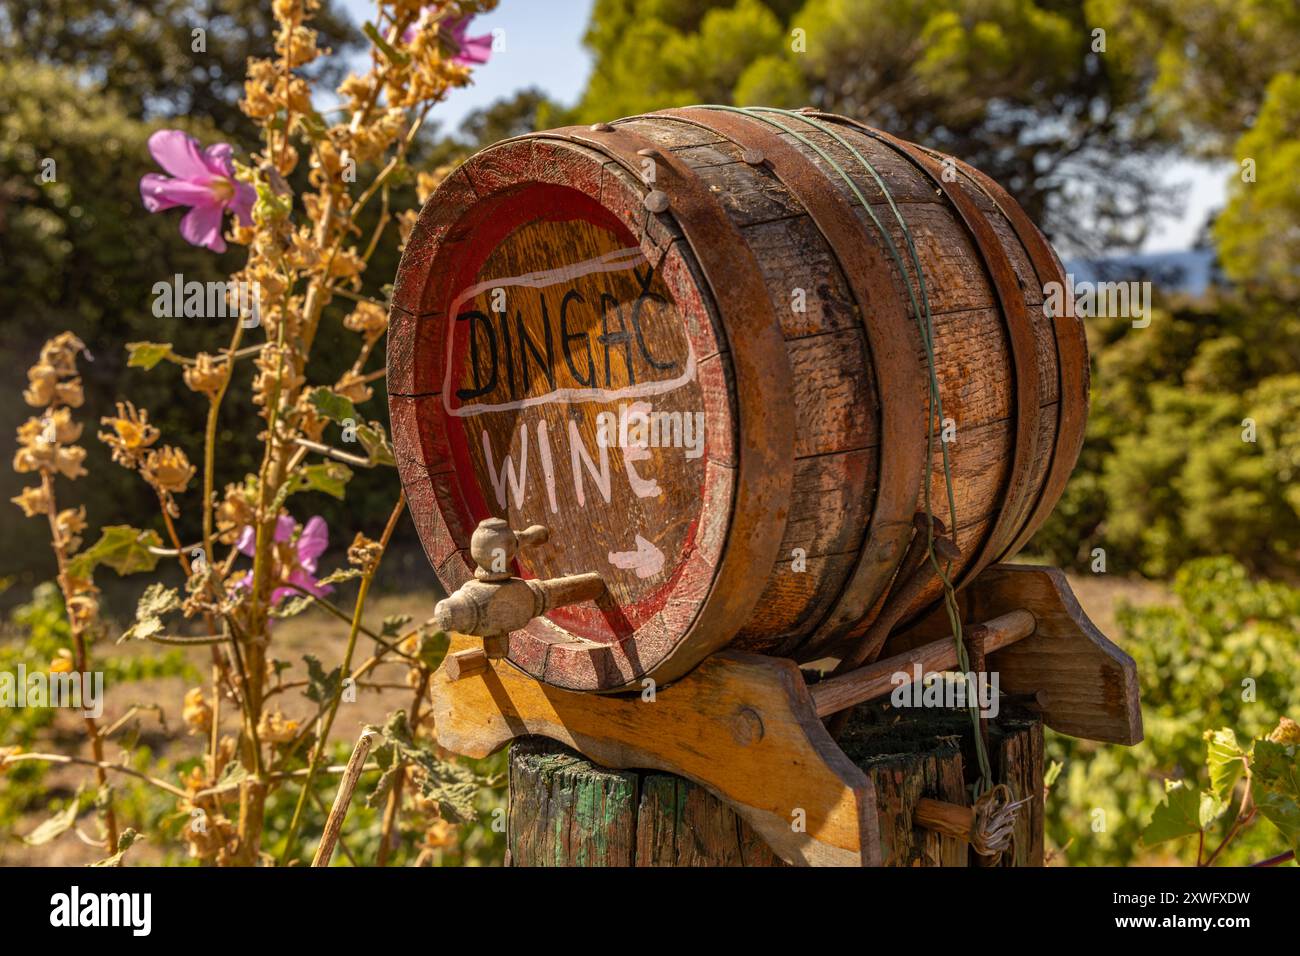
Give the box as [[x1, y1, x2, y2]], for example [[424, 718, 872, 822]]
[[428, 564, 1142, 866], [431, 635, 878, 866]]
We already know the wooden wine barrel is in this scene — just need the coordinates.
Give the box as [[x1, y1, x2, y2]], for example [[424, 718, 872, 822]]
[[388, 106, 1088, 693]]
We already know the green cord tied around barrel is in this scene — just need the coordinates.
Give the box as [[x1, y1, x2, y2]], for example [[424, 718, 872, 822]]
[[687, 104, 995, 796]]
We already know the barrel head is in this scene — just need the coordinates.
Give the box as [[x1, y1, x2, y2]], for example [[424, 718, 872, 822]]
[[389, 135, 765, 691]]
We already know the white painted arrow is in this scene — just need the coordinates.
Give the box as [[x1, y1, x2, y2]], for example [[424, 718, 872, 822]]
[[607, 534, 665, 580]]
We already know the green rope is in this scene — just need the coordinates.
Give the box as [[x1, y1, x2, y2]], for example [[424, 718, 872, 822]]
[[683, 105, 994, 793]]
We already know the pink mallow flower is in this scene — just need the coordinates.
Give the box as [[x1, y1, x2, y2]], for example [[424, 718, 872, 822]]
[[403, 11, 494, 65], [139, 130, 255, 253], [233, 515, 333, 606]]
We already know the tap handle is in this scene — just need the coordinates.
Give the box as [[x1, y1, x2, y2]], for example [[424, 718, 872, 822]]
[[470, 517, 550, 581]]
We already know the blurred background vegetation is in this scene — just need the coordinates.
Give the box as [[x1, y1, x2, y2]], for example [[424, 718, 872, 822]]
[[2, 0, 1297, 865]]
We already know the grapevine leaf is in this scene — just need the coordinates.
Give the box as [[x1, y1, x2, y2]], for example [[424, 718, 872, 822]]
[[1205, 728, 1246, 802], [1141, 780, 1205, 845], [1252, 738, 1300, 852]]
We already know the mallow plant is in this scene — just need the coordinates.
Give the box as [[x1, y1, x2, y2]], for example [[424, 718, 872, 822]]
[[4, 0, 500, 866]]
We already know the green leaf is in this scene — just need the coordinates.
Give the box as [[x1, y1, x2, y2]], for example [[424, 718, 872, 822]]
[[217, 760, 249, 788], [283, 461, 352, 503], [24, 789, 84, 846], [89, 827, 139, 867], [1252, 739, 1300, 796], [417, 757, 483, 824], [366, 762, 403, 809], [381, 614, 412, 638], [1205, 728, 1246, 802], [304, 654, 342, 705], [317, 567, 362, 587], [251, 170, 292, 222], [356, 422, 396, 467], [1044, 760, 1064, 789], [1251, 738, 1300, 851], [1141, 780, 1207, 845], [68, 526, 163, 578], [269, 594, 314, 619], [415, 627, 449, 671], [365, 710, 493, 823], [121, 583, 181, 642], [125, 341, 175, 370], [307, 386, 358, 425], [1255, 791, 1300, 853], [364, 21, 410, 65], [302, 462, 352, 499]]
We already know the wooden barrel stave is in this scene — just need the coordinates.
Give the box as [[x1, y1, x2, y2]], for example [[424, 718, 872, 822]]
[[699, 110, 1047, 646], [388, 107, 1086, 691], [622, 110, 899, 651]]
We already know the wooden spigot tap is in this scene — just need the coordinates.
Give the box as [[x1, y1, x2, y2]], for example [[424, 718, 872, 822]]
[[434, 518, 606, 678]]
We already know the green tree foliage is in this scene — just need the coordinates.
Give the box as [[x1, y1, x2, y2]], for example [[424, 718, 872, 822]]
[[0, 0, 359, 137], [1035, 295, 1300, 577], [1097, 0, 1300, 293], [1046, 558, 1300, 865], [0, 61, 238, 585], [1216, 73, 1300, 298], [1094, 0, 1300, 154], [572, 0, 1177, 251]]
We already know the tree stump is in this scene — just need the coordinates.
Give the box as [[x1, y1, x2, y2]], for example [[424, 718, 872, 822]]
[[506, 704, 1043, 867]]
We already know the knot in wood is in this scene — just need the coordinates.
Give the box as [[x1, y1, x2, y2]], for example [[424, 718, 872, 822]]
[[731, 706, 765, 746]]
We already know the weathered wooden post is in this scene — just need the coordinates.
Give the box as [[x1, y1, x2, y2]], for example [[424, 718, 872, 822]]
[[387, 106, 1142, 866]]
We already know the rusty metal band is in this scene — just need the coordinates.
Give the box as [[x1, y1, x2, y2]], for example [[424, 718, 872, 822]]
[[650, 107, 926, 653], [812, 114, 1045, 587], [536, 124, 796, 685], [946, 158, 1089, 559]]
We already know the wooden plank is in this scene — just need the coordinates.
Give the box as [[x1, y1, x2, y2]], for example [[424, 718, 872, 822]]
[[863, 747, 968, 866], [970, 565, 1142, 745], [635, 773, 785, 866], [508, 737, 638, 866], [995, 717, 1045, 866], [432, 633, 879, 866], [886, 564, 1143, 745]]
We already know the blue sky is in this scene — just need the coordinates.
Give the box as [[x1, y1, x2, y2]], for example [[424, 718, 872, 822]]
[[340, 0, 597, 130], [339, 0, 1218, 252]]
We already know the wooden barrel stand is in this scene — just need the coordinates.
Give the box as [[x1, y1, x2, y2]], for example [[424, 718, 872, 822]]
[[507, 703, 1044, 867]]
